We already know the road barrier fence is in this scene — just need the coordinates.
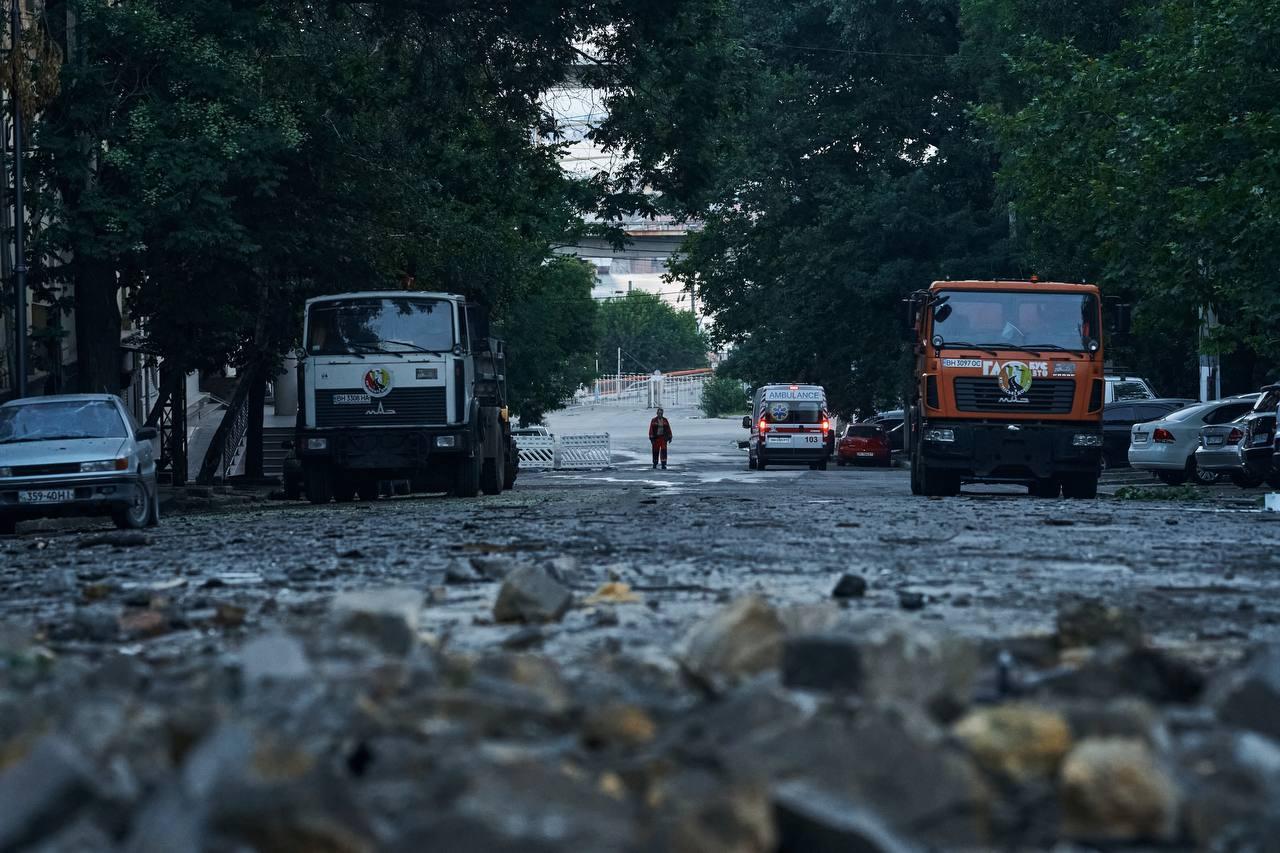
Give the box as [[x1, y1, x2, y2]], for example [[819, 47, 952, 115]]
[[515, 432, 612, 471]]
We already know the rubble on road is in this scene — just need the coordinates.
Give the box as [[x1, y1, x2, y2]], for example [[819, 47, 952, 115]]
[[1, 590, 1278, 851]]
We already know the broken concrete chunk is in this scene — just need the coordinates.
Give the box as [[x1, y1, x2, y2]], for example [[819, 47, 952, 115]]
[[676, 596, 785, 691], [953, 704, 1073, 782], [493, 565, 573, 624], [239, 633, 310, 683], [1059, 736, 1179, 842], [0, 736, 97, 851], [1056, 596, 1143, 649], [1209, 643, 1280, 741], [331, 587, 422, 655]]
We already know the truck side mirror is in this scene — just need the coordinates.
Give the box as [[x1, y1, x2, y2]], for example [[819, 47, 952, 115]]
[[1105, 297, 1133, 337], [741, 415, 751, 429]]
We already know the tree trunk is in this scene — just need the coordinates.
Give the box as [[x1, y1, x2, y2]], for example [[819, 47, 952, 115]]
[[74, 260, 121, 394], [245, 361, 266, 479]]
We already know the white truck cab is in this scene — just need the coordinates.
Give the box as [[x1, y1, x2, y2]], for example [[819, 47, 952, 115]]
[[742, 384, 832, 470], [296, 291, 515, 501]]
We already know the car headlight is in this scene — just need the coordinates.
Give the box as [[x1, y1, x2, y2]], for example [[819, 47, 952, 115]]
[[81, 458, 129, 473], [1072, 434, 1103, 447], [435, 435, 457, 448], [924, 428, 955, 443]]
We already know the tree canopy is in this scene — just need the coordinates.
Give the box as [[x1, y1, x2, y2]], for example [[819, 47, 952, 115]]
[[596, 291, 710, 375]]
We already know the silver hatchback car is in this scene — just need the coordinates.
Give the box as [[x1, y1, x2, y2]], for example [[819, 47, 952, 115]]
[[0, 395, 160, 534]]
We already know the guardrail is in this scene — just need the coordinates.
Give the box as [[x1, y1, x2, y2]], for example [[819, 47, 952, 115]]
[[514, 432, 612, 470]]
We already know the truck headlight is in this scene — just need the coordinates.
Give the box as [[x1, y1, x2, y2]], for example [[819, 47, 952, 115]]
[[1072, 434, 1102, 447], [306, 438, 329, 451], [435, 435, 457, 448], [81, 458, 129, 472], [924, 428, 955, 443]]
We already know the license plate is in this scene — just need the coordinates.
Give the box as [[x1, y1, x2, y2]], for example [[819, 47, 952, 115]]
[[857, 452, 873, 457], [333, 394, 372, 405], [19, 489, 75, 504], [767, 435, 792, 445], [1205, 435, 1224, 446]]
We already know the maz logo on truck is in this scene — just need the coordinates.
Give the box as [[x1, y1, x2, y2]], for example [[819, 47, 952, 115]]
[[982, 360, 1048, 403]]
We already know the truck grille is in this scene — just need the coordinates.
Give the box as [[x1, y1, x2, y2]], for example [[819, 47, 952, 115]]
[[315, 387, 448, 428], [953, 377, 1076, 414]]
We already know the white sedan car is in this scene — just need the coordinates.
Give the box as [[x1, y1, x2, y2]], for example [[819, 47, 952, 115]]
[[1128, 395, 1257, 485]]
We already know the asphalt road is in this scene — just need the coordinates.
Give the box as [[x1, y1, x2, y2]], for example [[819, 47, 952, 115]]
[[3, 404, 1279, 669]]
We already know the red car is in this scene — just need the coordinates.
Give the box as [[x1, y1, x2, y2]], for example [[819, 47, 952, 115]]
[[836, 424, 891, 467]]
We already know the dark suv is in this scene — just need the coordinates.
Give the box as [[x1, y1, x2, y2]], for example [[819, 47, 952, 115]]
[[1234, 385, 1279, 488]]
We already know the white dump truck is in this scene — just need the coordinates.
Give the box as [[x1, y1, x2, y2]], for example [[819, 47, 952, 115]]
[[294, 291, 517, 502]]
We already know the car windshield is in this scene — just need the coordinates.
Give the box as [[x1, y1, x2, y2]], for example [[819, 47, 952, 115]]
[[762, 401, 823, 424], [931, 289, 1100, 350], [306, 297, 454, 355], [0, 400, 127, 443]]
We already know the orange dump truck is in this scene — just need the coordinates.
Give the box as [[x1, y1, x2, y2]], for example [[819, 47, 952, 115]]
[[905, 280, 1106, 498]]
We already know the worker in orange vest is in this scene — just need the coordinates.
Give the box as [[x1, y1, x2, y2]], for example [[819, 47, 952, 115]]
[[649, 407, 673, 469]]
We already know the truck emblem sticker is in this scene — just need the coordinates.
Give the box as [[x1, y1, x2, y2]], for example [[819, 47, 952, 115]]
[[769, 403, 790, 421], [363, 368, 393, 398], [994, 362, 1033, 402], [364, 400, 397, 416]]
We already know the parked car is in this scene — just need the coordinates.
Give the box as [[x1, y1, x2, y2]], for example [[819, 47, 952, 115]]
[[1101, 398, 1195, 470], [0, 394, 160, 534], [1196, 385, 1280, 488], [1105, 375, 1159, 403], [1128, 395, 1258, 485], [865, 409, 906, 453], [836, 424, 891, 466]]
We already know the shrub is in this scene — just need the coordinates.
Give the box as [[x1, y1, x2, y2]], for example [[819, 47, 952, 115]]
[[701, 375, 749, 418]]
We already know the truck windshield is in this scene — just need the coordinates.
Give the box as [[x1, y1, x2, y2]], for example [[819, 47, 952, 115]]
[[306, 298, 454, 355], [931, 290, 1100, 351]]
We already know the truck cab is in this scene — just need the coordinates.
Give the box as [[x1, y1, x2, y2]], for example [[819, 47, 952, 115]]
[[906, 280, 1106, 498], [743, 384, 832, 470], [296, 291, 516, 502]]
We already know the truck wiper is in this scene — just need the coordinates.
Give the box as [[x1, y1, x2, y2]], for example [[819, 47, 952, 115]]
[[996, 344, 1044, 357], [939, 341, 999, 356], [1022, 343, 1075, 352], [378, 339, 440, 354], [349, 342, 404, 358]]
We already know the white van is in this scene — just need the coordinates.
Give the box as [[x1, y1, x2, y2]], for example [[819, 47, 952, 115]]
[[742, 384, 831, 470]]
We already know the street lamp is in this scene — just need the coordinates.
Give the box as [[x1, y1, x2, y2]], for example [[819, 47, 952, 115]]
[[7, 0, 26, 398]]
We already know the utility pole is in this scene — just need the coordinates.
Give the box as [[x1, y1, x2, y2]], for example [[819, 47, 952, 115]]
[[8, 0, 26, 398]]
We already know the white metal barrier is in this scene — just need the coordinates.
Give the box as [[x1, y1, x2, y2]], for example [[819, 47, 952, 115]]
[[514, 432, 612, 470], [557, 433, 612, 470], [515, 435, 556, 469]]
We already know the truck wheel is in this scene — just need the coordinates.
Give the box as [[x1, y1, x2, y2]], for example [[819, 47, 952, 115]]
[[1031, 478, 1060, 498], [333, 478, 356, 503], [1062, 474, 1099, 499], [305, 465, 334, 505], [453, 454, 481, 498], [503, 456, 517, 490], [481, 454, 503, 495], [356, 479, 380, 502], [919, 461, 959, 497]]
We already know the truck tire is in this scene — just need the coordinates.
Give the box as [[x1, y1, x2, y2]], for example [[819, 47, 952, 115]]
[[356, 479, 380, 501], [1031, 478, 1060, 498], [305, 464, 333, 505], [919, 458, 959, 497], [333, 478, 356, 503], [454, 453, 481, 498], [1062, 474, 1099, 499], [481, 454, 503, 495], [503, 456, 517, 490]]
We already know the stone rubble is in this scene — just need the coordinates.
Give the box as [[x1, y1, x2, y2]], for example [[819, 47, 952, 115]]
[[0, 588, 1277, 851]]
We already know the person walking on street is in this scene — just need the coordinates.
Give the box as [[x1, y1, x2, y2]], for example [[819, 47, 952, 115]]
[[649, 407, 673, 469]]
